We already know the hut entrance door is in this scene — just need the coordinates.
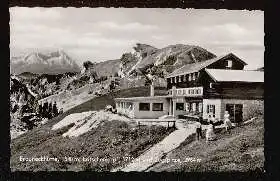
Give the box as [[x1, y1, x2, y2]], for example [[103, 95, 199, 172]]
[[226, 104, 243, 123]]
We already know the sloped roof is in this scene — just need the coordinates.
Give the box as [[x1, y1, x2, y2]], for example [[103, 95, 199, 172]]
[[115, 95, 172, 101], [205, 69, 264, 83], [166, 53, 247, 78]]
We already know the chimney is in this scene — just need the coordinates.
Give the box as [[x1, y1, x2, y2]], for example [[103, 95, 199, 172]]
[[150, 81, 155, 97]]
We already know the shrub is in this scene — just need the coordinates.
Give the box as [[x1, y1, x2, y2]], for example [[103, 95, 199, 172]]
[[162, 55, 177, 65], [244, 101, 264, 120]]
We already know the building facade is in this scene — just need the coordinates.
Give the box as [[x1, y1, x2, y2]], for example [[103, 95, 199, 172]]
[[115, 53, 264, 122]]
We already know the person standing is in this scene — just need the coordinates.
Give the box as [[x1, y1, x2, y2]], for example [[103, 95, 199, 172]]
[[195, 118, 202, 140], [210, 115, 217, 130], [224, 111, 232, 133], [206, 121, 216, 143]]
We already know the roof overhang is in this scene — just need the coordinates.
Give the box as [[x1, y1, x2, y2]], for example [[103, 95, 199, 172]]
[[204, 68, 264, 83], [165, 53, 248, 79], [114, 95, 172, 101]]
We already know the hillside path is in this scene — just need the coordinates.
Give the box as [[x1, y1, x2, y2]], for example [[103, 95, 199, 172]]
[[114, 121, 197, 172]]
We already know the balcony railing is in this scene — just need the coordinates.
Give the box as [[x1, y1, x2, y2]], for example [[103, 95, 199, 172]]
[[169, 87, 203, 97]]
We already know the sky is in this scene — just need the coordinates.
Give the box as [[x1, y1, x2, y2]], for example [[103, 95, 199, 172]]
[[10, 8, 264, 69]]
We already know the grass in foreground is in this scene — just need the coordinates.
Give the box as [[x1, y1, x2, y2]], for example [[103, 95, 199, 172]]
[[11, 86, 172, 171], [11, 120, 175, 171], [149, 115, 264, 172]]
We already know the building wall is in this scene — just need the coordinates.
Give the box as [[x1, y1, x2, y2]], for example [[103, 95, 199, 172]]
[[116, 101, 135, 118], [116, 98, 169, 119], [172, 97, 187, 117], [133, 99, 169, 119], [171, 97, 203, 117], [202, 99, 222, 120], [207, 57, 245, 70], [220, 99, 264, 121]]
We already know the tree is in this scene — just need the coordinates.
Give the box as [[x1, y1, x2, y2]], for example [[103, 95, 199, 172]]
[[120, 53, 136, 66], [43, 102, 48, 118], [114, 72, 119, 77], [83, 61, 94, 70], [38, 104, 43, 116], [53, 102, 58, 117], [109, 81, 115, 91], [48, 102, 53, 118], [163, 55, 177, 65]]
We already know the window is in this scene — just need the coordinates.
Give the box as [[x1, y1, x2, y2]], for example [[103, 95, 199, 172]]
[[152, 103, 163, 111], [226, 60, 232, 68], [209, 83, 213, 88], [185, 103, 190, 112], [192, 73, 196, 80], [127, 102, 133, 110], [192, 102, 196, 112], [169, 90, 173, 95], [188, 74, 191, 81], [178, 90, 182, 95], [139, 103, 150, 111], [182, 89, 186, 95], [183, 75, 187, 82], [207, 105, 216, 116], [176, 76, 179, 83], [198, 103, 203, 112], [226, 104, 243, 123], [176, 103, 185, 111]]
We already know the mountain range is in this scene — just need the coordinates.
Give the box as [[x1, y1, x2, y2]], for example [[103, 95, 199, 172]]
[[10, 50, 81, 75], [88, 43, 216, 80]]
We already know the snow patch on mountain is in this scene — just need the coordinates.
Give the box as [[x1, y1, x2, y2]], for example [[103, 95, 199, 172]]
[[10, 50, 81, 75], [51, 110, 131, 137]]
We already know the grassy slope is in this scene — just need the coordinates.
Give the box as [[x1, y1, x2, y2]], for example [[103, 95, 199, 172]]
[[11, 86, 171, 171], [93, 59, 120, 77], [63, 86, 167, 115], [149, 116, 264, 172]]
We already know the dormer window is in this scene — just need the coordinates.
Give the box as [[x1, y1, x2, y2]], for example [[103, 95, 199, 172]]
[[210, 83, 213, 88], [183, 75, 186, 82], [192, 73, 196, 80], [226, 60, 232, 68], [178, 76, 181, 82]]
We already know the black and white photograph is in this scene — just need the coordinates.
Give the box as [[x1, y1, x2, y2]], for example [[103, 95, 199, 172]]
[[9, 8, 264, 172]]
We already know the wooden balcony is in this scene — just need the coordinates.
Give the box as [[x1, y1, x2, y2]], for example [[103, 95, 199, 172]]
[[169, 87, 203, 97]]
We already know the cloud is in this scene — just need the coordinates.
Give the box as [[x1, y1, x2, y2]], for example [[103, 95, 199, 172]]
[[95, 21, 158, 32], [10, 7, 61, 21], [9, 8, 264, 68]]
